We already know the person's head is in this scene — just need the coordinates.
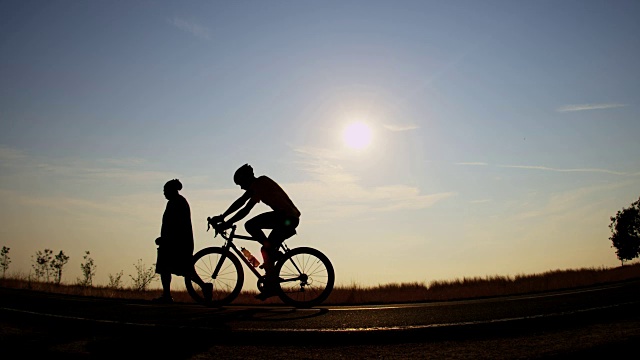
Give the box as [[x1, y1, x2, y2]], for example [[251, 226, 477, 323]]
[[233, 163, 255, 190], [163, 179, 182, 200]]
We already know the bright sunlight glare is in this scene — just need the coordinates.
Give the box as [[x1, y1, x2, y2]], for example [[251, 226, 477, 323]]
[[342, 122, 373, 150]]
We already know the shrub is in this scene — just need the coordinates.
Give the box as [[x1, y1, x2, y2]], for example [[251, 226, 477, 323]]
[[1, 246, 10, 278], [77, 251, 97, 287], [129, 259, 157, 291]]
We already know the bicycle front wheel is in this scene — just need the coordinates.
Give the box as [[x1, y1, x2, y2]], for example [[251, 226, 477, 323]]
[[185, 247, 244, 307], [275, 247, 334, 308]]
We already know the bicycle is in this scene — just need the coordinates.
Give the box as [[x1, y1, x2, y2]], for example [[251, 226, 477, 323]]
[[184, 218, 335, 308]]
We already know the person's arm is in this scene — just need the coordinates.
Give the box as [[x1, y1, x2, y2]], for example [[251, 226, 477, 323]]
[[209, 191, 253, 226], [221, 191, 252, 218], [225, 199, 257, 225]]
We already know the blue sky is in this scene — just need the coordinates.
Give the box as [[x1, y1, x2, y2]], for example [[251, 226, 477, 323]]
[[1, 1, 639, 290]]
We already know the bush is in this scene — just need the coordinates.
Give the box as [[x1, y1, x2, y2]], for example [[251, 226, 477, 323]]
[[77, 251, 97, 287], [129, 259, 157, 291]]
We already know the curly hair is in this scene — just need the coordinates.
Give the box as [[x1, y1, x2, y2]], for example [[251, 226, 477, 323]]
[[164, 178, 182, 191]]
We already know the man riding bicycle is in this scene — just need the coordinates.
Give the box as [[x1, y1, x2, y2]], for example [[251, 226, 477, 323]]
[[209, 164, 301, 300]]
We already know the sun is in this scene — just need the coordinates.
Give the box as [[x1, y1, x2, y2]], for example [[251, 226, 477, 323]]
[[342, 122, 373, 150]]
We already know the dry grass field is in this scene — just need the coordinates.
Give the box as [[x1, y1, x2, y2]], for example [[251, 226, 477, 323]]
[[2, 262, 639, 306]]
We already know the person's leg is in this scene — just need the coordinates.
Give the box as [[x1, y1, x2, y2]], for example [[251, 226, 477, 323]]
[[188, 268, 205, 287], [264, 215, 299, 283], [152, 272, 174, 303], [246, 213, 279, 270], [245, 212, 284, 295], [260, 246, 277, 283], [244, 212, 277, 245], [264, 216, 299, 279], [153, 247, 174, 303], [267, 216, 299, 247], [161, 272, 172, 297], [187, 267, 213, 301]]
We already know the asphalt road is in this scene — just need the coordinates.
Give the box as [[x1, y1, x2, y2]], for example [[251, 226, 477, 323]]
[[1, 280, 640, 359]]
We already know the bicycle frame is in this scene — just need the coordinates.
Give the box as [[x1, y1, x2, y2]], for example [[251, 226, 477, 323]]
[[212, 225, 263, 280], [211, 225, 301, 284], [188, 221, 335, 307]]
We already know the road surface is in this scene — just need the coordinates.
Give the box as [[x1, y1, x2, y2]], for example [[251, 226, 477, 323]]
[[1, 280, 640, 359]]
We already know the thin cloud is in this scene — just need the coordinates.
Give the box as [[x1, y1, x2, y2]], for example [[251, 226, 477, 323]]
[[556, 103, 626, 112], [169, 18, 210, 40], [293, 147, 357, 184], [470, 199, 491, 204], [105, 157, 148, 167], [27, 162, 176, 183], [290, 146, 454, 222], [453, 161, 636, 177], [383, 124, 419, 132], [0, 146, 26, 163], [510, 181, 631, 221], [0, 149, 177, 185], [455, 162, 488, 166], [499, 165, 628, 176]]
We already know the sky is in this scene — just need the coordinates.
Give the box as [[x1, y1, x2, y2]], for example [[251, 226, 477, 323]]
[[1, 0, 639, 291]]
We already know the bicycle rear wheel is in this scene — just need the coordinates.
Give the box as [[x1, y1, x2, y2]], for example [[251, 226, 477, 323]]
[[275, 247, 334, 308], [185, 247, 244, 307]]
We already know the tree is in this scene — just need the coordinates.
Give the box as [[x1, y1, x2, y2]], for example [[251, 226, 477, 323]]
[[32, 249, 53, 282], [609, 196, 640, 265], [1, 246, 10, 278], [50, 250, 70, 285], [78, 251, 97, 287]]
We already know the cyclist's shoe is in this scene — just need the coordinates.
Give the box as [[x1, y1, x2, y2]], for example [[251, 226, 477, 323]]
[[151, 295, 174, 304], [255, 278, 279, 301], [202, 283, 213, 303], [259, 251, 284, 269], [255, 290, 276, 301]]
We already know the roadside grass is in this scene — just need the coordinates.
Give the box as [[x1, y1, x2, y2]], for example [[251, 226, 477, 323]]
[[2, 262, 639, 306]]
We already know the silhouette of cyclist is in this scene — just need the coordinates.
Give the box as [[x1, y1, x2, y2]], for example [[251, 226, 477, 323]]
[[209, 164, 300, 300]]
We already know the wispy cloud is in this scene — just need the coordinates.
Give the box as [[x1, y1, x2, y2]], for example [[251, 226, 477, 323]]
[[0, 146, 26, 163], [8, 190, 161, 222], [510, 181, 631, 221], [498, 165, 629, 176], [169, 18, 210, 40], [293, 147, 357, 184], [452, 159, 633, 176], [27, 161, 177, 183], [0, 146, 178, 185], [290, 146, 454, 222], [455, 162, 488, 166], [105, 157, 148, 167], [470, 199, 491, 204], [556, 103, 626, 112], [383, 123, 419, 132]]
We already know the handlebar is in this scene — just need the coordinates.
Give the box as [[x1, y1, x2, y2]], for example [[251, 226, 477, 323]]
[[206, 216, 236, 238]]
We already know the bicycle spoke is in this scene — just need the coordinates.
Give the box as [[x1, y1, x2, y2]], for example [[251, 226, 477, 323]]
[[275, 247, 334, 307], [186, 247, 244, 306], [306, 259, 324, 276]]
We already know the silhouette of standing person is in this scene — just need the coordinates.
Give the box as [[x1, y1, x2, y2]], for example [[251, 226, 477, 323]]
[[153, 179, 212, 303]]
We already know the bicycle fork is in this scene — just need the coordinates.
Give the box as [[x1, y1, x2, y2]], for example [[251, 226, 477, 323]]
[[210, 242, 234, 280]]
